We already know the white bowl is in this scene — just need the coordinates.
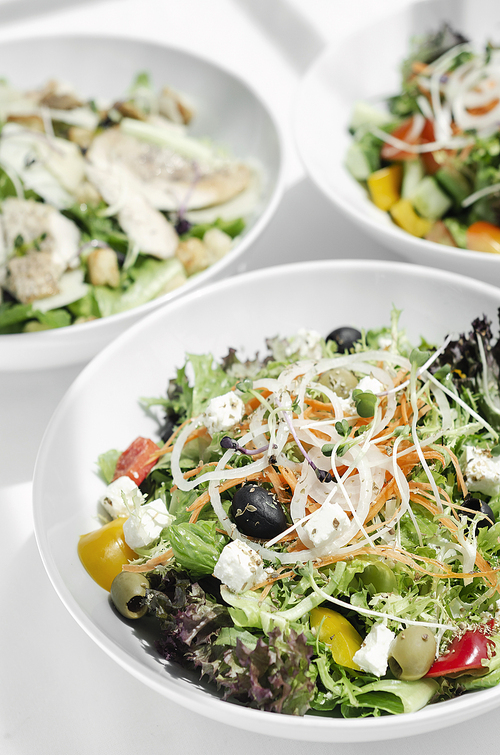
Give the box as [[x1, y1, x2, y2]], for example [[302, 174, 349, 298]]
[[33, 259, 500, 742], [294, 0, 500, 287], [0, 34, 283, 371]]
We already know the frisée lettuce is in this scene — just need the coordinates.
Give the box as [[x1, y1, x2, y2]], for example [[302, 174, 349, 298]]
[[81, 313, 500, 718]]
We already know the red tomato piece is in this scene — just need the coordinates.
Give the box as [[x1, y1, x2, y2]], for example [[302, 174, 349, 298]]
[[112, 436, 159, 485], [420, 119, 442, 175], [381, 117, 418, 161], [426, 622, 495, 678], [381, 117, 447, 174], [466, 221, 500, 254]]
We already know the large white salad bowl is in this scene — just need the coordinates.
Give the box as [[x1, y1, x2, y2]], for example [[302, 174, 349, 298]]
[[33, 259, 500, 742], [0, 34, 283, 371], [294, 0, 500, 286]]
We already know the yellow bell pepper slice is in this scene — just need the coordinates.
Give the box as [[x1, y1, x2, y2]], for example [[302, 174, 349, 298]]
[[78, 517, 136, 591], [390, 199, 433, 238], [310, 607, 363, 670], [366, 165, 402, 211]]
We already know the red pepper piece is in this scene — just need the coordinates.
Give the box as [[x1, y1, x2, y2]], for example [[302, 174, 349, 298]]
[[426, 622, 495, 678], [112, 436, 159, 485]]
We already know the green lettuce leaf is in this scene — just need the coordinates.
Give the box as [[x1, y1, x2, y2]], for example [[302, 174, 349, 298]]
[[168, 521, 228, 577]]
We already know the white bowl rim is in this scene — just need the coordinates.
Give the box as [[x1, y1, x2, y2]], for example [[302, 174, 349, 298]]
[[293, 6, 500, 267], [0, 31, 285, 353], [33, 258, 500, 741]]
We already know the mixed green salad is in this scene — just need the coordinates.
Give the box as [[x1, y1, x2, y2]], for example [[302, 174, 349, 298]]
[[0, 73, 258, 334], [79, 314, 500, 719], [346, 24, 500, 254]]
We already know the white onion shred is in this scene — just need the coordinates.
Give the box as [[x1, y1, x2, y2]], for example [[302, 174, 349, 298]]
[[166, 333, 491, 626]]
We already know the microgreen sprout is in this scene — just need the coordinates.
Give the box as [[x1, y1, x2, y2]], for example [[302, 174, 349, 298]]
[[235, 378, 253, 393], [275, 396, 333, 484], [410, 348, 431, 368], [220, 436, 269, 456], [352, 389, 377, 418], [335, 419, 351, 437]]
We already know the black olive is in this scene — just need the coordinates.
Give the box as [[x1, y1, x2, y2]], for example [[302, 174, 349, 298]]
[[175, 217, 192, 235], [326, 326, 362, 353], [463, 493, 496, 529], [230, 483, 288, 539]]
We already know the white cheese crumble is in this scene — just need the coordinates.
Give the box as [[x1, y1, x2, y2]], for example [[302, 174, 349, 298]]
[[353, 623, 395, 677], [203, 391, 245, 436], [213, 540, 266, 593], [463, 445, 500, 496], [302, 502, 351, 547], [99, 475, 139, 518], [357, 375, 384, 394], [123, 498, 174, 551], [284, 328, 323, 360], [378, 335, 392, 350]]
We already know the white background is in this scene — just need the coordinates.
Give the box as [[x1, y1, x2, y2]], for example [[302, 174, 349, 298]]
[[1, 1, 497, 752]]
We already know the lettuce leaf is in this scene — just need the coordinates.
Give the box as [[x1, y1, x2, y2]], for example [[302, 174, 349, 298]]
[[146, 570, 316, 715], [168, 521, 228, 577]]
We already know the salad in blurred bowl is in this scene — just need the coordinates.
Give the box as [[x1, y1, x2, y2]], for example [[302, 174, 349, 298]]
[[294, 0, 500, 287], [0, 35, 282, 370], [346, 23, 500, 252]]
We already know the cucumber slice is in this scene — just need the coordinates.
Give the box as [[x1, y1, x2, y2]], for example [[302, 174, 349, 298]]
[[401, 160, 425, 199], [345, 142, 374, 180], [410, 176, 452, 220], [349, 101, 392, 131], [435, 167, 471, 207]]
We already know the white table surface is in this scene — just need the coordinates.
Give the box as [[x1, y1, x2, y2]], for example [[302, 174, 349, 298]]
[[1, 1, 497, 752]]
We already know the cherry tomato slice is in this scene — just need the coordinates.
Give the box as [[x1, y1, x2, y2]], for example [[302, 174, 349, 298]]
[[381, 117, 419, 161], [466, 221, 500, 254], [113, 436, 159, 485]]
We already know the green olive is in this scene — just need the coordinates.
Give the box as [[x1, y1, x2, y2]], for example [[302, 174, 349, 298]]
[[360, 562, 398, 594], [110, 571, 149, 619], [318, 368, 358, 399], [388, 625, 436, 681]]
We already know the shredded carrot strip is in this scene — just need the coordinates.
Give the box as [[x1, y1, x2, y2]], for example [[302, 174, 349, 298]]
[[279, 466, 298, 493], [304, 397, 335, 412], [265, 466, 288, 502], [400, 393, 409, 424], [315, 545, 498, 582], [435, 444, 468, 496], [187, 470, 264, 523], [122, 548, 174, 572], [364, 478, 397, 524], [147, 418, 191, 462]]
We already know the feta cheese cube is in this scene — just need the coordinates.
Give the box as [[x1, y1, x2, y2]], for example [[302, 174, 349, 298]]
[[302, 502, 351, 548], [284, 328, 323, 360], [463, 445, 500, 496], [357, 375, 384, 394], [353, 623, 395, 677], [99, 475, 140, 518], [213, 540, 266, 593], [123, 498, 174, 551], [203, 391, 245, 436]]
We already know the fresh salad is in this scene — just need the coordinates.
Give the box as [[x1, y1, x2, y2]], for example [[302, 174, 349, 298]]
[[0, 73, 259, 334], [79, 314, 500, 719], [346, 24, 500, 253]]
